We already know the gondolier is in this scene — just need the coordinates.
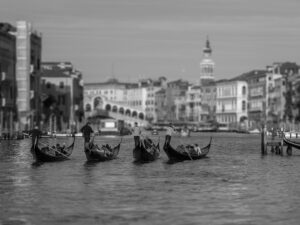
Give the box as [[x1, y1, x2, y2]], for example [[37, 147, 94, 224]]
[[30, 125, 42, 147], [80, 121, 94, 148], [165, 122, 177, 147], [132, 122, 142, 147]]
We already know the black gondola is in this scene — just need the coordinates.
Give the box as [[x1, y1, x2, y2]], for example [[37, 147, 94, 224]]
[[283, 136, 300, 150], [84, 138, 122, 162], [133, 138, 160, 162], [163, 137, 212, 161], [31, 135, 75, 162]]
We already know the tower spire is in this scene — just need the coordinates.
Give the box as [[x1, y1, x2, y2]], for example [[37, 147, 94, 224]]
[[204, 36, 212, 54], [199, 36, 215, 84]]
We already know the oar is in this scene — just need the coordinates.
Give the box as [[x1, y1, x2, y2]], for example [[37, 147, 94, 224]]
[[39, 141, 70, 159]]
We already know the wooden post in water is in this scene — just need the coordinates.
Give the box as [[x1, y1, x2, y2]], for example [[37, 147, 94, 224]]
[[261, 126, 266, 155], [280, 137, 284, 156]]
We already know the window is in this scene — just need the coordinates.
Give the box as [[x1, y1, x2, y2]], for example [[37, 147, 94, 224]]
[[46, 82, 51, 89], [59, 82, 64, 88], [242, 101, 246, 111], [242, 86, 246, 95]]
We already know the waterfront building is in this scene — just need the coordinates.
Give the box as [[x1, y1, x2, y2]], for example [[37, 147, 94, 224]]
[[165, 79, 189, 122], [83, 77, 166, 126], [185, 85, 202, 122], [200, 81, 216, 122], [0, 23, 17, 137], [41, 62, 84, 132], [216, 80, 248, 129], [174, 92, 187, 122], [265, 62, 299, 127], [15, 21, 42, 130], [265, 66, 285, 127], [136, 77, 167, 123], [233, 70, 267, 130], [155, 88, 167, 122]]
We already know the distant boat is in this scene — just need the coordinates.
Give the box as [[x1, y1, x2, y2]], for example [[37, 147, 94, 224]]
[[181, 129, 190, 137], [249, 129, 260, 134]]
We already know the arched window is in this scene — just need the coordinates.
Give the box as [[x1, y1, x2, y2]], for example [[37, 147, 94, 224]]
[[85, 104, 91, 112], [125, 109, 131, 116], [94, 97, 103, 109], [119, 107, 124, 114], [132, 111, 137, 118], [242, 86, 246, 95], [242, 101, 246, 111], [105, 104, 111, 111], [138, 113, 144, 120], [112, 105, 118, 112]]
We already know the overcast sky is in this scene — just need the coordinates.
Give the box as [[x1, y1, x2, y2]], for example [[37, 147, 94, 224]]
[[1, 0, 299, 83]]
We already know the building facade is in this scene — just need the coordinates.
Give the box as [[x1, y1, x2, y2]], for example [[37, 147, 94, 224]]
[[165, 79, 189, 122], [234, 70, 267, 130], [0, 23, 17, 137], [216, 80, 248, 129], [41, 62, 84, 132], [15, 21, 42, 130], [185, 85, 202, 122]]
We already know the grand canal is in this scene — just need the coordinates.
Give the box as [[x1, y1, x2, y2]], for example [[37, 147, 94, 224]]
[[0, 132, 299, 225]]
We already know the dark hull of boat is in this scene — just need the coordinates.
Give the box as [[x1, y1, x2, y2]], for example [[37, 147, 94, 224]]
[[31, 136, 75, 162], [283, 136, 300, 150], [163, 137, 212, 162], [133, 142, 160, 163], [84, 142, 121, 162], [31, 146, 70, 162]]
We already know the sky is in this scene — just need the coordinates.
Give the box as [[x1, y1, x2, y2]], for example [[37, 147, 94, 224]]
[[1, 0, 300, 83]]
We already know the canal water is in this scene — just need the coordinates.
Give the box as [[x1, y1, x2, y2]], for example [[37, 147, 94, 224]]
[[0, 133, 300, 225]]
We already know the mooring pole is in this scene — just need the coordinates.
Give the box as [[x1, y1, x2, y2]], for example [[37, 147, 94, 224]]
[[261, 126, 266, 155]]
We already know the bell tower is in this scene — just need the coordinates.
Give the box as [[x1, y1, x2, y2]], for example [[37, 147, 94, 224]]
[[200, 36, 215, 84]]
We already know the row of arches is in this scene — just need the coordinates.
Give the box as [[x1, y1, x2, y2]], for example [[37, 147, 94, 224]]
[[105, 104, 144, 120], [85, 102, 145, 120]]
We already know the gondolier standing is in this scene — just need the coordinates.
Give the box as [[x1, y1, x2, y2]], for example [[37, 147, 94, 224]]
[[30, 125, 42, 148], [80, 121, 94, 149], [132, 122, 142, 147], [165, 122, 177, 147]]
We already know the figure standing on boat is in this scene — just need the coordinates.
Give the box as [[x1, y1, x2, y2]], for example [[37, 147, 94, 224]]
[[164, 122, 177, 147], [30, 125, 42, 147], [132, 122, 142, 147], [80, 121, 94, 148]]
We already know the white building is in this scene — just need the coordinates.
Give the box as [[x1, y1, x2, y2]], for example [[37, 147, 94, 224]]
[[185, 85, 202, 122], [83, 77, 166, 124], [216, 80, 248, 126]]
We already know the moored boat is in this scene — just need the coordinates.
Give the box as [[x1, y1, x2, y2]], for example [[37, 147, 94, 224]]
[[163, 137, 212, 162], [31, 135, 75, 162], [283, 135, 300, 150], [133, 137, 160, 162]]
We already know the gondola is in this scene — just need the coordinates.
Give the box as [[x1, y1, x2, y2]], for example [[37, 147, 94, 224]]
[[283, 135, 300, 150], [31, 135, 75, 162], [163, 137, 212, 162], [133, 137, 160, 162], [84, 138, 122, 162]]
